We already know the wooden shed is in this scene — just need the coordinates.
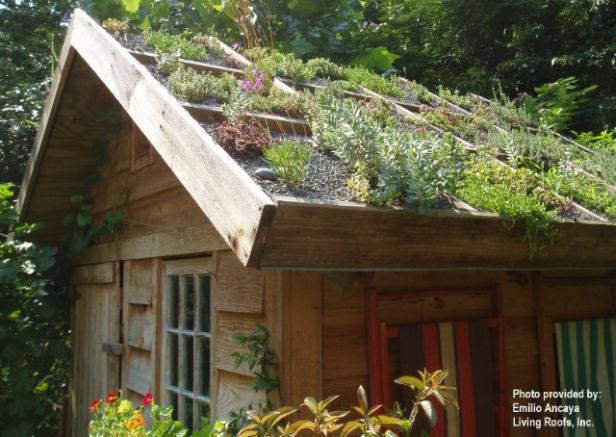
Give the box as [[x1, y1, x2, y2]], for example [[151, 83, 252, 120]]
[[18, 10, 616, 437]]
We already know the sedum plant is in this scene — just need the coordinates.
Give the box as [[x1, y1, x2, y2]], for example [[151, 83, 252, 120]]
[[305, 58, 346, 80], [545, 165, 616, 220], [167, 66, 236, 102], [263, 140, 313, 186], [312, 93, 463, 211], [145, 30, 207, 60], [455, 158, 559, 256], [343, 67, 404, 98]]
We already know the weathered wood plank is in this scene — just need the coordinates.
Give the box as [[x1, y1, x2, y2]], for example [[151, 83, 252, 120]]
[[71, 263, 116, 284], [216, 371, 266, 418], [215, 251, 264, 314], [69, 10, 275, 266], [259, 200, 616, 270], [76, 224, 228, 265], [281, 271, 323, 405], [214, 312, 263, 377]]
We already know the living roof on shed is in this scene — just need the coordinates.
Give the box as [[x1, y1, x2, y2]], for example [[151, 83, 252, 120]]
[[17, 9, 616, 271]]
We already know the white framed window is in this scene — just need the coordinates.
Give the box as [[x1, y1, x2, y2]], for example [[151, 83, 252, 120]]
[[161, 258, 212, 430]]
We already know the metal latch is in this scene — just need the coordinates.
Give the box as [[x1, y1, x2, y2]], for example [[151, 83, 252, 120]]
[[102, 342, 124, 356]]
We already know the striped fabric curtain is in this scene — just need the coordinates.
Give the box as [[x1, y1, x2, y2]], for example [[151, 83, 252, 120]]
[[399, 319, 496, 437], [554, 318, 616, 437]]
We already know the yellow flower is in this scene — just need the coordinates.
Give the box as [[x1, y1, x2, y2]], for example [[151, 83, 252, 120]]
[[127, 411, 146, 430], [118, 399, 133, 414]]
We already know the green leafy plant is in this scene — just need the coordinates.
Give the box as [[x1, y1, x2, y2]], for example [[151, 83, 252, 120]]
[[145, 30, 206, 61], [313, 94, 463, 211], [247, 89, 318, 119], [263, 140, 313, 186], [343, 67, 404, 98], [232, 324, 279, 404], [305, 58, 346, 80], [456, 159, 559, 256], [235, 369, 457, 437], [156, 53, 181, 76], [0, 183, 68, 436], [437, 86, 474, 110], [522, 76, 597, 131], [576, 129, 616, 185], [88, 390, 189, 436], [545, 165, 616, 220], [167, 67, 235, 102], [254, 50, 314, 83]]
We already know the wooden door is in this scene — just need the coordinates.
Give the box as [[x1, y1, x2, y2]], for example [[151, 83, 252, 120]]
[[121, 258, 159, 406], [69, 262, 121, 436]]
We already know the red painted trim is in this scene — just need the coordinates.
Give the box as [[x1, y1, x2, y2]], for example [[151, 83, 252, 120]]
[[366, 288, 383, 406], [455, 321, 476, 437], [423, 324, 445, 437]]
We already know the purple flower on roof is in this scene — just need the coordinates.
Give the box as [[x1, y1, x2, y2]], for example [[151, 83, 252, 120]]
[[254, 78, 264, 90], [241, 80, 253, 91], [231, 42, 240, 51]]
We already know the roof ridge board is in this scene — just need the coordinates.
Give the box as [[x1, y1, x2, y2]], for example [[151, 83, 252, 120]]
[[68, 9, 275, 266], [17, 16, 77, 219]]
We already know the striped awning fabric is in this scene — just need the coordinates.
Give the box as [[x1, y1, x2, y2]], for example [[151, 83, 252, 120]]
[[555, 318, 615, 437], [399, 319, 496, 437]]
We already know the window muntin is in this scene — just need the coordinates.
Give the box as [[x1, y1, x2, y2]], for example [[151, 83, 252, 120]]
[[163, 260, 211, 430]]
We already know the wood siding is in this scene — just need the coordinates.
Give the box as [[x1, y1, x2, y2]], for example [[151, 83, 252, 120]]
[[318, 270, 616, 437]]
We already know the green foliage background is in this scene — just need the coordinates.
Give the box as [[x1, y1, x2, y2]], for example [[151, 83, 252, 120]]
[[1, 0, 616, 434]]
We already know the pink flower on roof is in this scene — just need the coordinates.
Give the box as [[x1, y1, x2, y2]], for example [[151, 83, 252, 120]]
[[231, 42, 240, 50]]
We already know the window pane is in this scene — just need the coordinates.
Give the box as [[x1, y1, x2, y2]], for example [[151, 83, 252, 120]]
[[200, 338, 211, 397], [184, 275, 195, 330], [199, 275, 211, 333], [183, 336, 194, 390], [196, 402, 210, 427], [169, 276, 179, 328], [185, 398, 194, 430], [170, 334, 178, 386], [169, 392, 178, 420]]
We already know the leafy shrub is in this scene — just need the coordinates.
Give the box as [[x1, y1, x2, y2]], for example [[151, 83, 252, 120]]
[[263, 140, 313, 186], [545, 166, 616, 220], [0, 184, 68, 436], [213, 119, 271, 157], [168, 67, 235, 102], [236, 369, 456, 437], [343, 67, 405, 98], [312, 93, 463, 211], [456, 159, 558, 256], [522, 76, 596, 131], [305, 58, 346, 80]]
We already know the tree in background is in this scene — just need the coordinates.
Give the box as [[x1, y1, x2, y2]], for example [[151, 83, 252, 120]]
[[360, 0, 616, 131], [0, 0, 76, 184]]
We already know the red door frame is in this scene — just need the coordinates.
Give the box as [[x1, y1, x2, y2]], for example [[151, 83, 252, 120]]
[[365, 286, 509, 436]]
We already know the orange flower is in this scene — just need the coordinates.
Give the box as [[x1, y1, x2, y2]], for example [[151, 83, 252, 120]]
[[127, 411, 146, 430]]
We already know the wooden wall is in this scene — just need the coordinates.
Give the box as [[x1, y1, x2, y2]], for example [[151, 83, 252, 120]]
[[314, 270, 616, 437]]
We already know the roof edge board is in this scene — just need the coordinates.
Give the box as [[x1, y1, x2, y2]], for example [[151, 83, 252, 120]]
[[65, 9, 275, 266], [257, 199, 616, 270], [17, 18, 78, 220]]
